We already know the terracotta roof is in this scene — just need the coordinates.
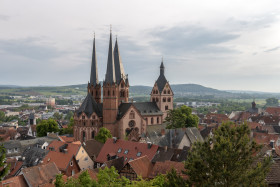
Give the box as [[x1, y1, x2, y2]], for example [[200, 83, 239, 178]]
[[96, 139, 159, 164], [5, 159, 23, 178], [128, 155, 153, 179], [247, 122, 261, 130], [21, 162, 60, 187], [42, 150, 75, 171], [84, 139, 104, 159], [149, 161, 186, 179], [72, 168, 98, 180], [0, 175, 28, 187], [266, 159, 280, 184], [47, 140, 81, 157], [59, 135, 75, 143], [253, 132, 279, 145], [266, 107, 280, 116]]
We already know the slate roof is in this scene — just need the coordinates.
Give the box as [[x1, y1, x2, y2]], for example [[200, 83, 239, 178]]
[[171, 148, 189, 162], [4, 140, 21, 150], [104, 32, 116, 84], [114, 38, 126, 85], [266, 107, 280, 116], [96, 139, 159, 164], [117, 103, 133, 119], [151, 147, 176, 162], [185, 127, 204, 143], [75, 93, 102, 118], [22, 147, 49, 167], [155, 74, 168, 94], [102, 156, 125, 172], [133, 102, 163, 116], [273, 126, 280, 134], [89, 37, 99, 86], [22, 162, 60, 187]]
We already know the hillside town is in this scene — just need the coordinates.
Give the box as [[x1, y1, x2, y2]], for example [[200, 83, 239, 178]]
[[0, 32, 279, 186]]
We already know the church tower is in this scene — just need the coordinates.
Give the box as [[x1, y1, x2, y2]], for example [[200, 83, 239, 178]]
[[88, 36, 101, 103], [150, 60, 173, 119]]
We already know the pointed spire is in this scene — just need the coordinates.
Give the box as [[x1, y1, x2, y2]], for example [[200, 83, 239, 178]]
[[114, 36, 126, 84], [90, 34, 99, 86], [160, 58, 165, 75], [105, 28, 116, 84]]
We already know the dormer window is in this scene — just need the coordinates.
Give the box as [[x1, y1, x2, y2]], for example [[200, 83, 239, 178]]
[[136, 152, 142, 157], [124, 149, 129, 154], [118, 148, 122, 153]]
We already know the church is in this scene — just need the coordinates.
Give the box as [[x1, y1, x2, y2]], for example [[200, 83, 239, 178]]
[[73, 31, 174, 142]]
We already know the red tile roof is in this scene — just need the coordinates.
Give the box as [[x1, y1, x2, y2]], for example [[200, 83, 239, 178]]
[[253, 132, 279, 145], [96, 139, 159, 164], [247, 122, 261, 130], [266, 107, 280, 116], [128, 156, 153, 179], [149, 161, 186, 179], [59, 136, 75, 143], [0, 175, 28, 187]]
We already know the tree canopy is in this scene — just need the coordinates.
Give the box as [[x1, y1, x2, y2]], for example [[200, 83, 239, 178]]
[[266, 97, 279, 107], [184, 122, 272, 186], [165, 105, 199, 129], [0, 145, 9, 181], [36, 118, 60, 137], [94, 127, 112, 143]]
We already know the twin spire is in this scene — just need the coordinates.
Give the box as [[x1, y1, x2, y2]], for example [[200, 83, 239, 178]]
[[89, 29, 126, 86]]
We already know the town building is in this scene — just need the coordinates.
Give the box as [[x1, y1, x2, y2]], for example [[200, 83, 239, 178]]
[[74, 31, 173, 142]]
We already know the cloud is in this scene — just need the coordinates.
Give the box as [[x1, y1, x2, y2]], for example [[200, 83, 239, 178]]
[[0, 15, 9, 21], [264, 46, 280, 52], [148, 25, 240, 55], [0, 37, 65, 60]]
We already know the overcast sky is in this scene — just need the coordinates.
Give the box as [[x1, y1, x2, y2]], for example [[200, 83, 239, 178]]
[[0, 0, 280, 92]]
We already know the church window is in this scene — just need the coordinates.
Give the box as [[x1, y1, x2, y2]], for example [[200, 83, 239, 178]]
[[118, 148, 122, 153], [121, 83, 124, 88], [153, 90, 155, 94], [156, 90, 158, 94], [164, 90, 166, 94], [129, 120, 135, 127], [91, 122, 94, 126], [129, 111, 135, 119], [152, 98, 156, 102], [151, 118, 154, 124], [93, 115, 96, 119], [136, 152, 142, 157], [157, 117, 159, 124], [168, 97, 171, 102], [108, 90, 110, 96], [91, 91, 93, 95], [83, 122, 86, 126], [165, 105, 169, 110], [135, 127, 139, 132], [156, 98, 159, 102], [124, 149, 129, 154], [91, 131, 95, 139], [168, 90, 170, 94], [82, 131, 86, 142], [163, 98, 166, 102], [113, 90, 115, 96], [96, 90, 98, 96]]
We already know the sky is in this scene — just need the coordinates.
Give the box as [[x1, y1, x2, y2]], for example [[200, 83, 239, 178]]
[[0, 0, 280, 92]]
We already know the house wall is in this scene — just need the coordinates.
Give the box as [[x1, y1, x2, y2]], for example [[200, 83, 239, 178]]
[[118, 107, 146, 140], [76, 146, 94, 170], [178, 134, 191, 149], [64, 157, 80, 177]]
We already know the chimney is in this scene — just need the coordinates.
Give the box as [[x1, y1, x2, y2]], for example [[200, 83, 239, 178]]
[[147, 141, 152, 149], [270, 140, 275, 148], [161, 129, 165, 136], [113, 137, 117, 143]]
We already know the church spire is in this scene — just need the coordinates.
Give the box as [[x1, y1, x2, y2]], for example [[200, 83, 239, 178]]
[[160, 58, 165, 76], [90, 34, 99, 86], [105, 28, 116, 84], [114, 36, 126, 84]]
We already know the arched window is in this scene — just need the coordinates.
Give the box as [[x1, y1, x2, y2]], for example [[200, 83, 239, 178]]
[[129, 111, 135, 119], [129, 120, 135, 127], [157, 117, 159, 124], [108, 90, 110, 96], [151, 118, 154, 124], [91, 131, 95, 139], [168, 90, 170, 94], [96, 90, 98, 96], [83, 122, 86, 126], [153, 90, 155, 94], [121, 83, 124, 88], [152, 98, 156, 102], [165, 105, 169, 110], [91, 91, 93, 95], [82, 131, 86, 142], [156, 90, 158, 94], [163, 98, 166, 102], [168, 97, 171, 102], [164, 90, 167, 94], [156, 98, 159, 102], [113, 90, 115, 96]]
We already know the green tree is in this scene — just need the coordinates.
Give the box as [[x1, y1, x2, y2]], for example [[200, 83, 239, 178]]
[[0, 111, 5, 123], [64, 111, 74, 120], [0, 145, 10, 181], [184, 122, 272, 186], [164, 168, 185, 187], [165, 105, 199, 129], [36, 119, 60, 137], [53, 112, 63, 120], [95, 127, 112, 143], [266, 97, 279, 107]]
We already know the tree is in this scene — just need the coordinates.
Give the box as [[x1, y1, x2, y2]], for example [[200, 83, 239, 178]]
[[95, 127, 112, 143], [266, 98, 279, 107], [0, 145, 10, 181], [184, 122, 272, 186], [64, 111, 73, 120], [53, 112, 63, 120], [36, 119, 60, 137], [165, 105, 199, 129]]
